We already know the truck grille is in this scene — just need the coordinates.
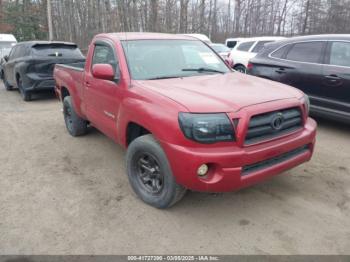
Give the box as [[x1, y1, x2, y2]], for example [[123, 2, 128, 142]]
[[242, 145, 309, 176], [245, 107, 302, 145]]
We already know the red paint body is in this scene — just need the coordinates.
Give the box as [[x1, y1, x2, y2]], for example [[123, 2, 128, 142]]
[[54, 33, 317, 192]]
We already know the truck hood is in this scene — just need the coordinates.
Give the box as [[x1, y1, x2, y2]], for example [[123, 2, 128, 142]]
[[134, 72, 303, 112]]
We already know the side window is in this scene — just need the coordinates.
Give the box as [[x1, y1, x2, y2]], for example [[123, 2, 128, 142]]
[[16, 46, 26, 58], [237, 41, 255, 52], [9, 46, 18, 60], [285, 41, 325, 63], [92, 43, 118, 71], [25, 46, 32, 56], [252, 41, 273, 53], [271, 45, 290, 59], [329, 41, 350, 67], [227, 41, 237, 49]]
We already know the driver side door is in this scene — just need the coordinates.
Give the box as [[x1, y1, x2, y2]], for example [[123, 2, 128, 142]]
[[84, 40, 122, 141]]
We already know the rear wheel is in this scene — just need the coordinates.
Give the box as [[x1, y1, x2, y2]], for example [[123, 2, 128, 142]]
[[234, 65, 247, 74], [17, 76, 31, 101], [63, 96, 88, 136], [126, 134, 186, 209]]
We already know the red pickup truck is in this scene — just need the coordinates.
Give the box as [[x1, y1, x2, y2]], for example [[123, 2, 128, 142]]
[[54, 33, 317, 208]]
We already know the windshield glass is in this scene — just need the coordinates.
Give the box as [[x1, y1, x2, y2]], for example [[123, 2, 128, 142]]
[[211, 44, 230, 53], [122, 40, 230, 80], [0, 42, 15, 58]]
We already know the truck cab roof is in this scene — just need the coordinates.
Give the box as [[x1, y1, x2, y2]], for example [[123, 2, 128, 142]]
[[95, 32, 199, 41]]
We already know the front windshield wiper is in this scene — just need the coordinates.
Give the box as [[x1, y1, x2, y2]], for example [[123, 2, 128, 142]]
[[182, 67, 226, 74], [147, 75, 183, 80]]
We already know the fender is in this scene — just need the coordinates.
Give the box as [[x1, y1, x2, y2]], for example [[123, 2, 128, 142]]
[[116, 87, 187, 148]]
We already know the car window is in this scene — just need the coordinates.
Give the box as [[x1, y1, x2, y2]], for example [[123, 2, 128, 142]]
[[271, 44, 290, 59], [252, 41, 273, 53], [33, 44, 84, 58], [25, 45, 32, 56], [16, 45, 26, 58], [92, 44, 118, 71], [329, 41, 350, 67], [226, 41, 237, 49], [285, 42, 325, 63], [9, 45, 20, 60], [237, 41, 255, 52]]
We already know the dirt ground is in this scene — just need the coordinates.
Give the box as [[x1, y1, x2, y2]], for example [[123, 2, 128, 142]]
[[0, 83, 349, 255]]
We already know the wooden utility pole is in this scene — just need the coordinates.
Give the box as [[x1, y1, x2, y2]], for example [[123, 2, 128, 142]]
[[47, 0, 53, 41]]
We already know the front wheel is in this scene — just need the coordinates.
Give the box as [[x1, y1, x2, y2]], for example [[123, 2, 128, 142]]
[[126, 134, 186, 209]]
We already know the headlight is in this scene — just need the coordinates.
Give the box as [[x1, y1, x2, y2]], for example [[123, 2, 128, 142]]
[[302, 94, 310, 116], [178, 113, 235, 143]]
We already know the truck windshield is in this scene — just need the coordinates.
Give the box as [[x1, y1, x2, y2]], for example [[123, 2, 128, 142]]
[[122, 40, 230, 80]]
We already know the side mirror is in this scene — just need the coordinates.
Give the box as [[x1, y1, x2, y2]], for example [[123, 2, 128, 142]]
[[3, 55, 9, 62], [92, 64, 115, 81], [224, 58, 233, 68]]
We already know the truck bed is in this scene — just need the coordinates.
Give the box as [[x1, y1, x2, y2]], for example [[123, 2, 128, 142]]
[[55, 61, 86, 71], [54, 60, 86, 107]]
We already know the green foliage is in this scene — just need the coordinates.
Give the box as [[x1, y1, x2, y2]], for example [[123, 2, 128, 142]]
[[3, 0, 48, 41]]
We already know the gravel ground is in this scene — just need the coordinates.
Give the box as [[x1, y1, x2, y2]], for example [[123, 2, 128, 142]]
[[0, 84, 349, 255]]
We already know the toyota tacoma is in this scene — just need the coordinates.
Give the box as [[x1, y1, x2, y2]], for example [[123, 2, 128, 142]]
[[54, 33, 317, 208]]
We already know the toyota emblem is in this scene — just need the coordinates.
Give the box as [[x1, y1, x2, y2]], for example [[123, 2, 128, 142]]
[[271, 113, 284, 130]]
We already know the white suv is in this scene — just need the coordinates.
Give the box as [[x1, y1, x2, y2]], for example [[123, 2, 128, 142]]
[[230, 36, 285, 73]]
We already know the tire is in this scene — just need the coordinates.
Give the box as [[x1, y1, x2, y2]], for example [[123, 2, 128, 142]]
[[63, 96, 88, 137], [234, 65, 247, 74], [17, 76, 31, 101], [126, 134, 186, 209], [2, 72, 13, 91]]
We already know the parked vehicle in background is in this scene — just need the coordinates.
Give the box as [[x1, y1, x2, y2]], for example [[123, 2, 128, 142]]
[[0, 34, 17, 79], [248, 34, 350, 123], [183, 33, 211, 44], [210, 43, 233, 67], [54, 32, 316, 209], [1, 41, 85, 101], [230, 36, 286, 73], [225, 37, 245, 49], [210, 43, 231, 59], [0, 34, 17, 59]]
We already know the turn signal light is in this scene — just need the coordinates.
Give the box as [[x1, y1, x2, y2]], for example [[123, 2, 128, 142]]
[[247, 62, 253, 70]]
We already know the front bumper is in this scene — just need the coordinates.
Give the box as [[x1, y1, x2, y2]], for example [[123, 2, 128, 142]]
[[161, 117, 317, 192]]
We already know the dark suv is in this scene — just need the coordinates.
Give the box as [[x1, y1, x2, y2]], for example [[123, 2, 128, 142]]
[[1, 41, 85, 101], [248, 35, 350, 123]]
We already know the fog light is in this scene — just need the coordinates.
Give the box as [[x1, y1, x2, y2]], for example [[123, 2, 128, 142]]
[[197, 164, 209, 176]]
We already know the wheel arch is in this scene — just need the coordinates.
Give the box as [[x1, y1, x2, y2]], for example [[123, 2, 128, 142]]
[[234, 63, 246, 69], [125, 122, 151, 147], [60, 86, 70, 101]]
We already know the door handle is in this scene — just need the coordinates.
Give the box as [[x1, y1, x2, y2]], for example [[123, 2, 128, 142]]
[[325, 75, 342, 81], [275, 68, 286, 74], [325, 75, 342, 85]]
